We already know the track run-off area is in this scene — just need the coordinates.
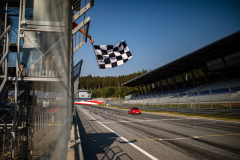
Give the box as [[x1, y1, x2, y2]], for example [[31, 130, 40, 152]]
[[75, 105, 240, 160]]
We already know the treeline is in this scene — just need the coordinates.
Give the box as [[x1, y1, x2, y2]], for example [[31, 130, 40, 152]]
[[79, 69, 148, 98], [80, 68, 209, 98]]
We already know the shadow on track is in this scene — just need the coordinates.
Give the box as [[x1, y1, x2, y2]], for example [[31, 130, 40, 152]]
[[76, 107, 133, 160]]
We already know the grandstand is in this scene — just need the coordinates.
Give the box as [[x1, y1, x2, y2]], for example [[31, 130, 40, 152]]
[[122, 31, 240, 108]]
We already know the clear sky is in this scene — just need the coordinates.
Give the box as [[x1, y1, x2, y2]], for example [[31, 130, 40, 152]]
[[74, 0, 240, 77]]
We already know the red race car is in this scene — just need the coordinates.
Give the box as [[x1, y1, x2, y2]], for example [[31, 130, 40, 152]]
[[128, 107, 141, 114]]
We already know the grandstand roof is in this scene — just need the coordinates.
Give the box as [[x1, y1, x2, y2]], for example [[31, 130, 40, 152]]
[[122, 30, 240, 87]]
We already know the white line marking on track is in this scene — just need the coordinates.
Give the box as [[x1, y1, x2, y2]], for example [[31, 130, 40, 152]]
[[81, 108, 159, 160]]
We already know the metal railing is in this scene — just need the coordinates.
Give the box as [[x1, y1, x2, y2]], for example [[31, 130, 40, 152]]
[[105, 91, 240, 117], [122, 88, 240, 109]]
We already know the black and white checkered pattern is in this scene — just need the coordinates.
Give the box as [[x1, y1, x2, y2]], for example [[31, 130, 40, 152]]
[[93, 40, 132, 69]]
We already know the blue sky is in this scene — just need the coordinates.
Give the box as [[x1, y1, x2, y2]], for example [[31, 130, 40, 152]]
[[74, 0, 240, 77]]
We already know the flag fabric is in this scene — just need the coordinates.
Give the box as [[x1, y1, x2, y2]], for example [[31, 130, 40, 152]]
[[93, 40, 132, 69]]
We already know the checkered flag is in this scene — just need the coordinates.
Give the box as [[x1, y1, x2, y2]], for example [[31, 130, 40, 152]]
[[93, 40, 132, 69]]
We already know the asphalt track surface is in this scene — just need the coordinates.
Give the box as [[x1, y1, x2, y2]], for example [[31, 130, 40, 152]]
[[76, 105, 240, 160]]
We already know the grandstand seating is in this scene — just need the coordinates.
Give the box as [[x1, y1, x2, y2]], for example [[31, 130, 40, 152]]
[[134, 78, 240, 99], [199, 78, 240, 91]]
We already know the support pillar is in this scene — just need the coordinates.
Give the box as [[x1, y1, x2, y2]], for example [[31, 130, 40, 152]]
[[149, 83, 153, 93], [203, 71, 210, 84], [172, 77, 178, 89], [145, 84, 150, 93], [181, 74, 187, 87], [159, 81, 163, 91], [166, 79, 170, 90], [190, 70, 197, 85], [220, 71, 226, 81], [137, 86, 142, 95], [141, 85, 145, 94]]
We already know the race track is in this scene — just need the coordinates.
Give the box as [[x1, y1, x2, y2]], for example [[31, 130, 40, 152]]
[[76, 105, 240, 160]]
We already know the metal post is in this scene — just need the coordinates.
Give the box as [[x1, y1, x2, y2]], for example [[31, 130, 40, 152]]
[[3, 1, 9, 82], [12, 0, 23, 158], [23, 83, 29, 160], [39, 113, 41, 130], [143, 97, 144, 107], [162, 94, 164, 108], [156, 95, 158, 108], [41, 113, 42, 129], [45, 113, 46, 127], [44, 113, 45, 127], [47, 111, 49, 125], [209, 89, 212, 109], [3, 129, 5, 155], [17, 132, 20, 152], [146, 96, 148, 109], [34, 115, 36, 134], [31, 126, 33, 160], [119, 95, 120, 105], [138, 97, 140, 107], [176, 92, 179, 108], [185, 92, 188, 108], [227, 86, 231, 109], [38, 114, 40, 132], [150, 95, 152, 107], [196, 90, 199, 108], [23, 135, 27, 159], [168, 93, 171, 108]]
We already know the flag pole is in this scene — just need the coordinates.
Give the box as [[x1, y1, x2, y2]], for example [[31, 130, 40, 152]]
[[92, 44, 101, 69]]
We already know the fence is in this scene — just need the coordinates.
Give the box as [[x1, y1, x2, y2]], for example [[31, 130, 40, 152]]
[[104, 92, 240, 117], [122, 92, 240, 109], [0, 106, 64, 159]]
